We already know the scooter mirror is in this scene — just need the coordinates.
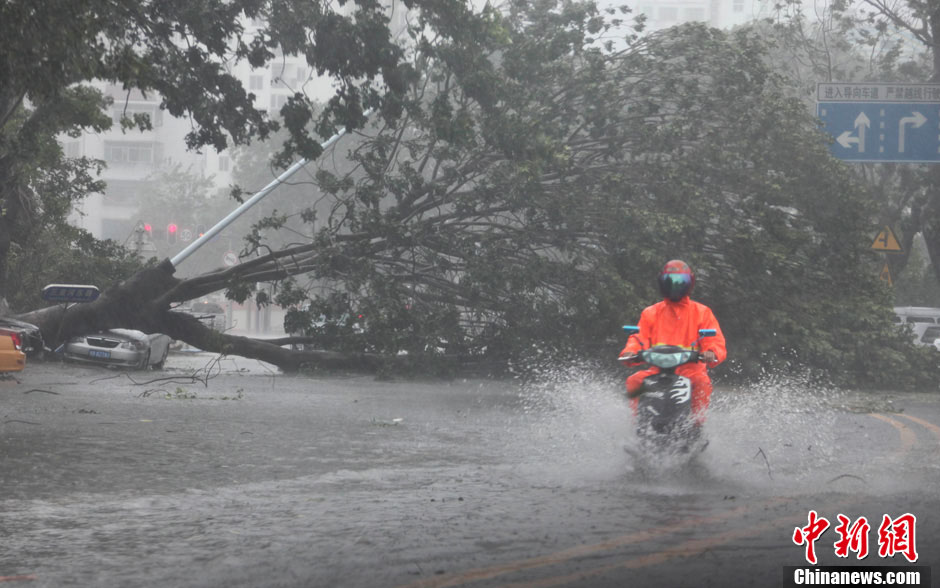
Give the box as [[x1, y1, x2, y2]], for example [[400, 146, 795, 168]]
[[698, 329, 716, 337], [623, 325, 640, 334]]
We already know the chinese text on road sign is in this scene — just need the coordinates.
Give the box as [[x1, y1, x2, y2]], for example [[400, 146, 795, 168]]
[[817, 83, 940, 163], [41, 284, 100, 303]]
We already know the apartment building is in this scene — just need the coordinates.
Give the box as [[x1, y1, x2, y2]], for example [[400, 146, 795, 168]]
[[65, 18, 351, 247], [67, 2, 765, 247], [63, 83, 204, 244], [632, 0, 774, 30]]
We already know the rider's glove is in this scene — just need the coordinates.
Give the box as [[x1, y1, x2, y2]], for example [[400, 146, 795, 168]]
[[702, 350, 717, 364]]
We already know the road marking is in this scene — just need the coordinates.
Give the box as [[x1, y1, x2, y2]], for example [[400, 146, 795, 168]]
[[895, 413, 940, 442], [502, 519, 792, 588], [395, 497, 789, 588], [497, 416, 929, 588], [400, 414, 921, 588], [868, 413, 917, 455], [499, 503, 861, 588]]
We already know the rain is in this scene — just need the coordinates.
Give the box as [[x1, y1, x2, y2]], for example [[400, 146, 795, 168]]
[[1, 1, 939, 586]]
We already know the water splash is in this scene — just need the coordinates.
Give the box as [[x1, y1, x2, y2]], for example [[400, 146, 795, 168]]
[[510, 360, 632, 485], [504, 360, 922, 497], [704, 371, 847, 494]]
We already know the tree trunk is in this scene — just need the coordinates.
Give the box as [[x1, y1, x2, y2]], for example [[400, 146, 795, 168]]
[[923, 168, 940, 286], [917, 2, 940, 287], [13, 258, 389, 374]]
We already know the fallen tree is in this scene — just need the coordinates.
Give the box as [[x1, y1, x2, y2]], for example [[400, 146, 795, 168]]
[[5, 9, 932, 388], [14, 256, 391, 373]]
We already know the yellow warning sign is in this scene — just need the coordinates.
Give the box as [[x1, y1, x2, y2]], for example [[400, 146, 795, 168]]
[[871, 226, 903, 253], [880, 263, 893, 286]]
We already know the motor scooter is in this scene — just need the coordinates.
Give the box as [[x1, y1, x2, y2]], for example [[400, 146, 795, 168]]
[[618, 326, 717, 459]]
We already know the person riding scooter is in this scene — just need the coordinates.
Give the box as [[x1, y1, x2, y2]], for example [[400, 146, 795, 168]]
[[618, 260, 727, 430]]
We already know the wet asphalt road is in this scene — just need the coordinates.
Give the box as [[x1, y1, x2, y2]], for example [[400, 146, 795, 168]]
[[1, 353, 938, 587]]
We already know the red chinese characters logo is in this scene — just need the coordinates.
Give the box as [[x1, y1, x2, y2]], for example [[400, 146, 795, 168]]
[[794, 511, 918, 564], [834, 515, 870, 559], [877, 513, 918, 563], [793, 510, 830, 565]]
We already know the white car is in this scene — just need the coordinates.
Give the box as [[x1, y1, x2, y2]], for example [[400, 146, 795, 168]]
[[919, 325, 940, 350], [63, 329, 172, 369]]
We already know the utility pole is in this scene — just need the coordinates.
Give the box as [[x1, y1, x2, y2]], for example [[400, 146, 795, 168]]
[[170, 111, 371, 268]]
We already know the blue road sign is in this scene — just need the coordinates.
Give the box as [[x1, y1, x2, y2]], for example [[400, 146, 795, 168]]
[[42, 283, 100, 303], [817, 102, 940, 162]]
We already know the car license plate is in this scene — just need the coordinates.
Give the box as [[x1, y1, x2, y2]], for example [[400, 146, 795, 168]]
[[89, 349, 111, 359]]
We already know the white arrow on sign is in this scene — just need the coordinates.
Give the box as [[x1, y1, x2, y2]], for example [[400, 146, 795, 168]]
[[898, 111, 927, 153], [836, 112, 871, 152]]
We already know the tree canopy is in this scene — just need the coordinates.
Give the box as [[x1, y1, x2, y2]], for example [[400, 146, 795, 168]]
[[759, 0, 940, 298], [0, 0, 436, 300], [2, 0, 936, 387], [236, 5, 930, 387]]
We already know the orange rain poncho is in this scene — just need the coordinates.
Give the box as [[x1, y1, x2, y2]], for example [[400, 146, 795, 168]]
[[619, 296, 727, 424]]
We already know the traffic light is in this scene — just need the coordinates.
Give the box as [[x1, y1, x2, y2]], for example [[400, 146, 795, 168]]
[[196, 224, 206, 238], [143, 223, 152, 234], [167, 223, 178, 245]]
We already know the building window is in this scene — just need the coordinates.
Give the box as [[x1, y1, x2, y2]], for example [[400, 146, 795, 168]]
[[104, 141, 155, 166], [102, 180, 145, 207], [63, 141, 81, 158], [112, 103, 162, 128], [733, 0, 745, 12], [659, 6, 678, 22], [218, 155, 231, 172], [685, 7, 706, 21], [249, 75, 265, 90], [270, 93, 290, 112], [270, 63, 308, 89]]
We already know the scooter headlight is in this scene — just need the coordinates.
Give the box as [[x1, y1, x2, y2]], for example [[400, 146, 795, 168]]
[[646, 350, 693, 369]]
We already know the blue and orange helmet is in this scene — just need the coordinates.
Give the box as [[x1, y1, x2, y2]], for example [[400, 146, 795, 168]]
[[658, 260, 695, 301]]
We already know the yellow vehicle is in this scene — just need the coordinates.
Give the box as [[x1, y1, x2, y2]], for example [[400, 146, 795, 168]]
[[0, 333, 26, 372]]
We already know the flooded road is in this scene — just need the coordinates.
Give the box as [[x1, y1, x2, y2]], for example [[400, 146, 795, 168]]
[[1, 354, 938, 587]]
